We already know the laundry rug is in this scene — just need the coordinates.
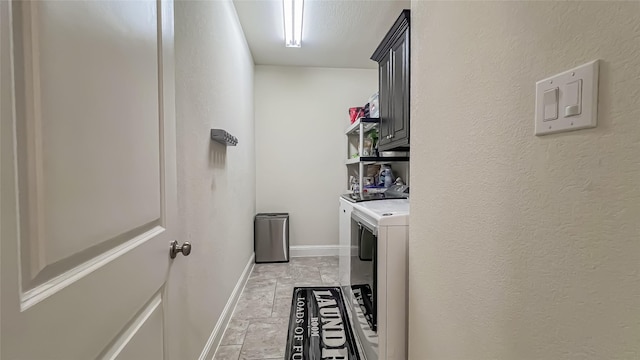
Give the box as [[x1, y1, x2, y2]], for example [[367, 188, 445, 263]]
[[285, 287, 361, 360]]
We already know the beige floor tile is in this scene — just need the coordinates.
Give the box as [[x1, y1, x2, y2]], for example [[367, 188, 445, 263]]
[[239, 318, 289, 359], [214, 345, 241, 360], [242, 277, 277, 294], [271, 296, 293, 318], [220, 319, 250, 346], [249, 263, 289, 280], [283, 264, 322, 281], [320, 266, 340, 285], [233, 291, 275, 319], [290, 256, 338, 268]]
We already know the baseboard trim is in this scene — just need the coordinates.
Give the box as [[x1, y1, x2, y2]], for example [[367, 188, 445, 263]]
[[290, 245, 340, 257], [199, 252, 255, 360]]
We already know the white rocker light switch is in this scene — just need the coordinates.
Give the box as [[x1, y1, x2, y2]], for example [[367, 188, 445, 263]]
[[564, 79, 582, 117]]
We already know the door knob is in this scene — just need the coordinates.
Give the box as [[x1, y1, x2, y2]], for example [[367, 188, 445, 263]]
[[169, 241, 192, 259]]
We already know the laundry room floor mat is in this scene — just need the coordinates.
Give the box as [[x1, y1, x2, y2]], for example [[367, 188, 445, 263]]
[[285, 287, 361, 359]]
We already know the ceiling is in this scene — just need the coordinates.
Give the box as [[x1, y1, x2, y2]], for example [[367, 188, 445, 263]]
[[232, 0, 411, 69]]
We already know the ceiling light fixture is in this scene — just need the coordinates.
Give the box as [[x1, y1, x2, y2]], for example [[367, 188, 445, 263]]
[[283, 0, 303, 47]]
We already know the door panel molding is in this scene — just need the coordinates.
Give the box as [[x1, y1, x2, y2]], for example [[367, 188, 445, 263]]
[[25, 220, 161, 288], [21, 225, 165, 311], [98, 291, 164, 360], [10, 0, 169, 307], [12, 0, 48, 279]]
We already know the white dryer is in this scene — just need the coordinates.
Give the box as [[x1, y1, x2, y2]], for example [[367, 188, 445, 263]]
[[343, 199, 409, 360]]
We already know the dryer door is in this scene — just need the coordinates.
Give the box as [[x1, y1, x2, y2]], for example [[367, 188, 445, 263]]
[[350, 210, 379, 359]]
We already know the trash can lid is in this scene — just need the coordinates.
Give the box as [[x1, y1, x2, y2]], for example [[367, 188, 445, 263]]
[[256, 213, 289, 218]]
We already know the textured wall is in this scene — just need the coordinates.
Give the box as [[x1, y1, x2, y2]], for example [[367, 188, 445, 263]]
[[255, 65, 377, 248], [175, 0, 255, 357], [409, 1, 640, 358]]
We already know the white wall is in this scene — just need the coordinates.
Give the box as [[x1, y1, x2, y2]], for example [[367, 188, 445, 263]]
[[255, 66, 377, 248], [174, 0, 255, 358], [409, 1, 640, 359]]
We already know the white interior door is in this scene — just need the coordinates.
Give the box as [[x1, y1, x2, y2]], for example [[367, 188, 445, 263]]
[[1, 0, 179, 358]]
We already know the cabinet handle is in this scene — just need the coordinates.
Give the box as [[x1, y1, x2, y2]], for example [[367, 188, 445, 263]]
[[389, 134, 394, 139]]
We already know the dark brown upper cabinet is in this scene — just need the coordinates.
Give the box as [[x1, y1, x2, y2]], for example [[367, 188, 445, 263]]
[[371, 10, 410, 152]]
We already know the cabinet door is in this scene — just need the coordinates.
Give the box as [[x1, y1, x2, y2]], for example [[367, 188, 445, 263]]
[[378, 51, 393, 149], [389, 29, 409, 148]]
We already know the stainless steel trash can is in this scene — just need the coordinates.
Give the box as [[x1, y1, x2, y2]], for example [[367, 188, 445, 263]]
[[254, 213, 289, 263]]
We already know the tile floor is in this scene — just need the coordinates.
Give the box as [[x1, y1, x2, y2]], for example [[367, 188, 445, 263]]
[[214, 256, 340, 360]]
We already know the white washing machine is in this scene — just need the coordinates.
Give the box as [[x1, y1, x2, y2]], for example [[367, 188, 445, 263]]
[[340, 198, 409, 360]]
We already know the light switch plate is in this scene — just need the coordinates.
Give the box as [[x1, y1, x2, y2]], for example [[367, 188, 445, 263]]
[[535, 60, 599, 136]]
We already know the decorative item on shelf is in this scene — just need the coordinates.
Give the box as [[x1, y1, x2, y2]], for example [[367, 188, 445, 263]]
[[377, 165, 395, 188], [368, 165, 381, 177], [210, 129, 238, 146], [349, 107, 365, 124], [349, 176, 359, 193], [363, 177, 375, 187], [367, 128, 379, 156], [368, 92, 380, 118], [362, 138, 373, 156]]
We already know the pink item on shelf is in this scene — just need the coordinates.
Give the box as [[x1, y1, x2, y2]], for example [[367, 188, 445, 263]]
[[349, 107, 365, 124]]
